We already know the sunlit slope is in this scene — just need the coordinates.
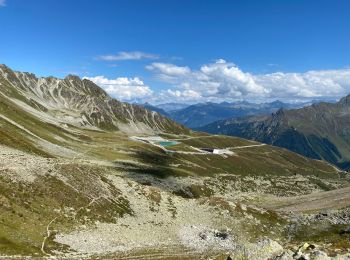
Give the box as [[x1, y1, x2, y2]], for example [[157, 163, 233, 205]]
[[0, 64, 188, 135], [0, 80, 343, 190], [200, 97, 350, 170], [1, 65, 350, 258]]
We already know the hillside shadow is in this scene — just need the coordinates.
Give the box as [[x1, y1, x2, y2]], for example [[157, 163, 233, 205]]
[[114, 150, 192, 195]]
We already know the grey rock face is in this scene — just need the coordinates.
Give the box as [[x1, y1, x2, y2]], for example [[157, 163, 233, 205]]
[[0, 64, 188, 135]]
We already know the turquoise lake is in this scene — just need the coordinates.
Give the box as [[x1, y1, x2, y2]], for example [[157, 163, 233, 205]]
[[156, 141, 179, 147]]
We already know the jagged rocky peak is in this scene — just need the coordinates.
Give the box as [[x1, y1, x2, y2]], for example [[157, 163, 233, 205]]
[[339, 94, 350, 106], [0, 64, 19, 79], [0, 64, 106, 101], [0, 63, 11, 72], [62, 74, 109, 98], [0, 64, 189, 134], [0, 64, 35, 79], [272, 108, 286, 119], [82, 78, 109, 98], [64, 74, 81, 81]]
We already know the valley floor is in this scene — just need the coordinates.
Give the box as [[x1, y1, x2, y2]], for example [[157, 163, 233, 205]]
[[1, 143, 350, 259]]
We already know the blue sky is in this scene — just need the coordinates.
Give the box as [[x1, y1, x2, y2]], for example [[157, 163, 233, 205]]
[[1, 0, 350, 103]]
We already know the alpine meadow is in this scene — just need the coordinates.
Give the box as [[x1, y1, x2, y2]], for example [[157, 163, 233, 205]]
[[1, 1, 350, 259]]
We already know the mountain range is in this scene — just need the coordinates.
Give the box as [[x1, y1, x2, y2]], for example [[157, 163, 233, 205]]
[[1, 64, 350, 258], [155, 102, 189, 112], [143, 100, 313, 128], [200, 96, 350, 170]]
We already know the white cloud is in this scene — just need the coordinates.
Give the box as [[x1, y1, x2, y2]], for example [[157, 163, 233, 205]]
[[84, 76, 153, 101], [84, 60, 350, 104], [146, 60, 350, 103], [256, 69, 350, 98], [97, 51, 159, 61], [160, 89, 202, 102], [146, 63, 190, 76], [0, 0, 6, 6]]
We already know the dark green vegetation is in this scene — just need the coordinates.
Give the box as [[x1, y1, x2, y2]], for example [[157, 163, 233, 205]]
[[200, 97, 350, 170]]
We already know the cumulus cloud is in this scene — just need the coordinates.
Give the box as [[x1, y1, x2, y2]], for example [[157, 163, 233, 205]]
[[84, 60, 350, 104], [0, 0, 6, 6], [146, 63, 190, 76], [97, 51, 159, 61], [84, 76, 153, 101], [159, 89, 202, 102], [256, 70, 350, 98], [146, 59, 350, 103]]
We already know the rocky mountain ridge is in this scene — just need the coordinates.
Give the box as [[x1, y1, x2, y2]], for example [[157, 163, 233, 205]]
[[0, 64, 188, 135], [199, 96, 350, 169], [149, 100, 308, 128]]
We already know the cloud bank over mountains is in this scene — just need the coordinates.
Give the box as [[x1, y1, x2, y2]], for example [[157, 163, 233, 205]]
[[84, 76, 153, 101], [88, 59, 350, 104]]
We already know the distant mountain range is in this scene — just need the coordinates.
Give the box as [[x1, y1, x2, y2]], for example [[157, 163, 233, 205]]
[[142, 100, 313, 128], [155, 102, 189, 112], [141, 102, 170, 117], [199, 96, 350, 169]]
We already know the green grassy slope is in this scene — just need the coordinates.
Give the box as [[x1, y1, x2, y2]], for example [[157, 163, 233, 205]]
[[200, 97, 350, 170]]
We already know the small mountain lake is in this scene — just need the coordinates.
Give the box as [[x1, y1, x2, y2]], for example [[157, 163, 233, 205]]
[[156, 141, 180, 147]]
